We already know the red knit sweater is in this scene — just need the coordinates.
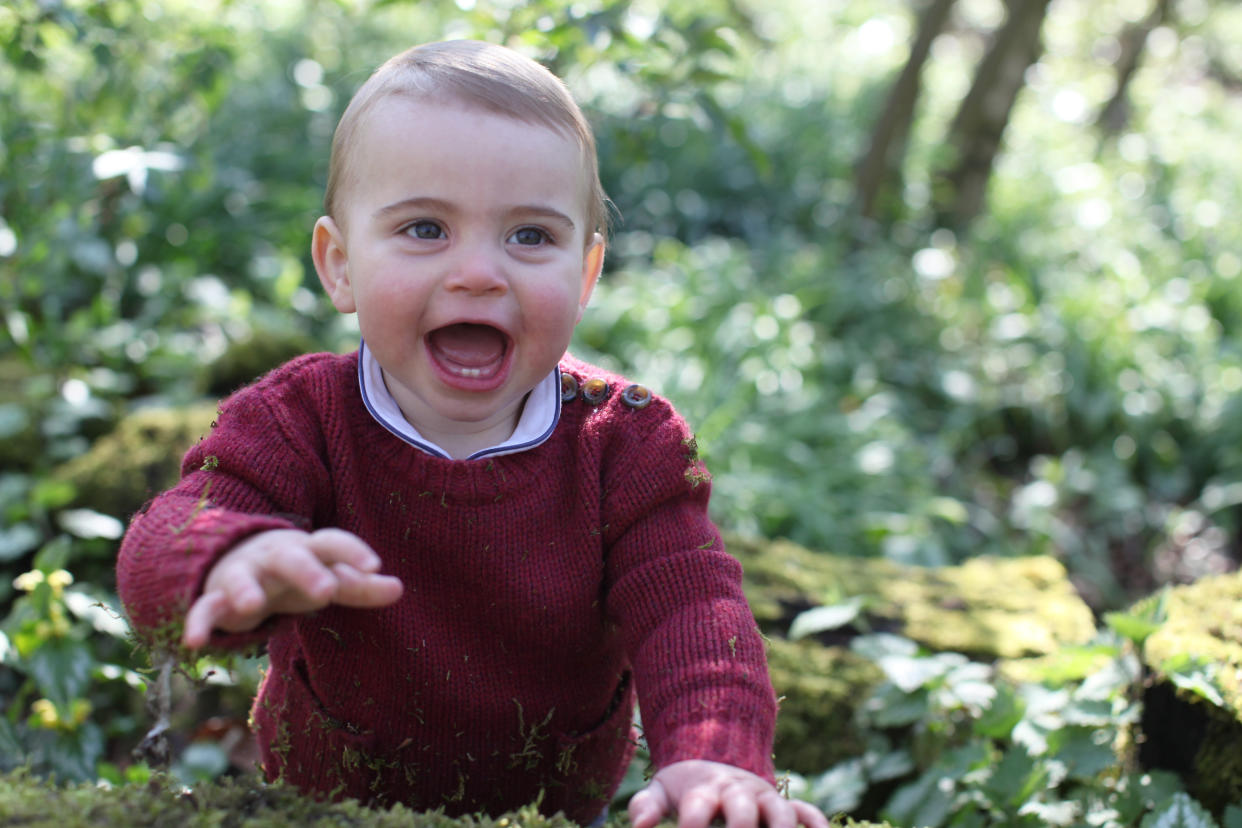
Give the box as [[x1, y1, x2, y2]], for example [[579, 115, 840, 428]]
[[117, 351, 777, 822]]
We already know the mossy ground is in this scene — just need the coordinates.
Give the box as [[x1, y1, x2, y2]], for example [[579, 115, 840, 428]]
[[1138, 570, 1242, 814], [53, 403, 218, 519], [727, 536, 1095, 659], [0, 769, 893, 827], [728, 534, 1097, 774]]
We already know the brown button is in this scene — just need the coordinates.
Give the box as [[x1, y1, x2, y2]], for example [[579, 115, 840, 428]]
[[621, 384, 652, 409], [582, 378, 609, 405], [561, 373, 580, 403]]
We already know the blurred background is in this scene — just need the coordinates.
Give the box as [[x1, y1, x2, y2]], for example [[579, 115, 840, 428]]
[[1, 0, 1240, 812]]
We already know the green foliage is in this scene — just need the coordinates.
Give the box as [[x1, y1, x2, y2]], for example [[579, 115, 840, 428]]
[[786, 628, 1171, 827], [3, 0, 1242, 823]]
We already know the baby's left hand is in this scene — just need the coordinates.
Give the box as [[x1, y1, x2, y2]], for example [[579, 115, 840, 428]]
[[628, 759, 829, 828]]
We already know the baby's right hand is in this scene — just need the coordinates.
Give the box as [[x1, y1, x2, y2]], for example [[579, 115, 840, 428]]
[[182, 527, 403, 649]]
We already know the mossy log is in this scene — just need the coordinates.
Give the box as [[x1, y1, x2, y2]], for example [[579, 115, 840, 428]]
[[726, 535, 1096, 774], [0, 769, 892, 827], [53, 403, 218, 520], [1137, 571, 1242, 813]]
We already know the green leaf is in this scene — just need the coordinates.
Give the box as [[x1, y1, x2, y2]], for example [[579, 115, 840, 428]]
[[1046, 725, 1121, 782], [173, 741, 230, 784], [806, 758, 867, 814], [44, 722, 104, 783], [883, 767, 956, 828], [865, 682, 931, 728], [1140, 792, 1218, 828], [980, 746, 1046, 808], [1163, 657, 1226, 708], [1222, 805, 1242, 828], [974, 683, 1026, 739], [0, 718, 23, 771], [851, 633, 919, 661], [878, 652, 964, 693], [0, 523, 40, 562], [1105, 591, 1168, 645], [788, 597, 863, 640], [26, 636, 94, 711]]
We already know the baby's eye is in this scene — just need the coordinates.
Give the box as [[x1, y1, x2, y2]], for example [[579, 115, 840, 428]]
[[405, 220, 445, 240], [508, 227, 549, 246]]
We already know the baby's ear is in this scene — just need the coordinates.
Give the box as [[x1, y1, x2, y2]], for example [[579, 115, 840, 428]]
[[312, 216, 356, 313], [577, 233, 605, 319]]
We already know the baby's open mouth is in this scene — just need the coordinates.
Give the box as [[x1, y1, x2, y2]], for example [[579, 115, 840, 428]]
[[426, 323, 510, 381]]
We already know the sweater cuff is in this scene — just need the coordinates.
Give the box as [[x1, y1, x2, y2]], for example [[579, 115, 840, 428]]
[[649, 717, 777, 784]]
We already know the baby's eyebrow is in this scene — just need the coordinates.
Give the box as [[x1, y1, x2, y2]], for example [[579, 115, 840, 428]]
[[373, 196, 454, 222], [372, 197, 576, 230], [508, 205, 576, 231]]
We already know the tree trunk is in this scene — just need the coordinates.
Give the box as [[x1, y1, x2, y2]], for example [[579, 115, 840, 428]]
[[932, 0, 1054, 230], [1097, 0, 1174, 135], [854, 0, 958, 221]]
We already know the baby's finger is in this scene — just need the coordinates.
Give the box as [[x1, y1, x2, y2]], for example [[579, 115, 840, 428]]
[[330, 563, 404, 607], [261, 544, 339, 606], [674, 788, 722, 828], [790, 799, 830, 828], [719, 786, 759, 828], [305, 527, 381, 572], [628, 780, 672, 828], [755, 791, 797, 828], [183, 590, 230, 649]]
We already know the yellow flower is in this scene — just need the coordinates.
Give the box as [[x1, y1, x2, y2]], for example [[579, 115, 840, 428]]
[[13, 570, 44, 592], [28, 698, 91, 731], [30, 699, 59, 729], [46, 570, 74, 594]]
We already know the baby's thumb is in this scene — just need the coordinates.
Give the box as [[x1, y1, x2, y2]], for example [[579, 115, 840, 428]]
[[628, 779, 671, 828]]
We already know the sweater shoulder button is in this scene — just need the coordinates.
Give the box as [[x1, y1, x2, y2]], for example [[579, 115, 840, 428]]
[[582, 378, 610, 405], [560, 372, 580, 403], [620, 384, 652, 409]]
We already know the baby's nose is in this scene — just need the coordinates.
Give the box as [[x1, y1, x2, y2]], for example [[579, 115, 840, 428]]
[[444, 247, 508, 295]]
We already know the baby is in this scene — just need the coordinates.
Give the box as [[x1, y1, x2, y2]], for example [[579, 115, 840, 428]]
[[117, 39, 826, 828]]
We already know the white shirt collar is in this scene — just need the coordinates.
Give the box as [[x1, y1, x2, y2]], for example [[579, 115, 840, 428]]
[[357, 340, 560, 460]]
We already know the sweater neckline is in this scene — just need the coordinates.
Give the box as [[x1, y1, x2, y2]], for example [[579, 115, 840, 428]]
[[356, 339, 561, 461]]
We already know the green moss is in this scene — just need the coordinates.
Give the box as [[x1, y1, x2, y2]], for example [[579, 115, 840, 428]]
[[0, 769, 895, 827], [767, 638, 881, 774], [728, 535, 1095, 658], [53, 404, 218, 520], [1142, 572, 1242, 718], [202, 329, 315, 398], [1138, 571, 1242, 814]]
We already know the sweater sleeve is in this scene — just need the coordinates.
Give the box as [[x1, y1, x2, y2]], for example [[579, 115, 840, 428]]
[[600, 403, 777, 783], [116, 365, 335, 652]]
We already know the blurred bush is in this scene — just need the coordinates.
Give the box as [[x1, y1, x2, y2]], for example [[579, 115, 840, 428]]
[[2, 0, 1242, 817]]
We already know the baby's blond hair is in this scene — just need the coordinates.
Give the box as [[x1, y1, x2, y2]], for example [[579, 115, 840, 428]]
[[324, 40, 610, 240]]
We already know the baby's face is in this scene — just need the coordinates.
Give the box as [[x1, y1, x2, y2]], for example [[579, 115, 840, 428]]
[[315, 96, 603, 451]]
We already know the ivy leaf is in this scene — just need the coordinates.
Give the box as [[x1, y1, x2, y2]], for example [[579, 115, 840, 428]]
[[1140, 792, 1218, 828], [789, 597, 863, 640]]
